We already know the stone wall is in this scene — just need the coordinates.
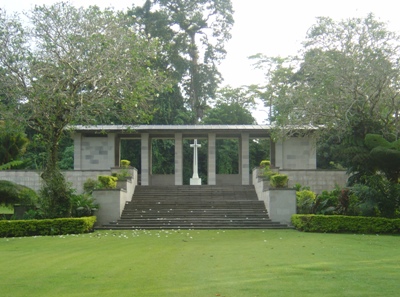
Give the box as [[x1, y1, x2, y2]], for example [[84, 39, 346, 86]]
[[279, 169, 348, 194], [275, 136, 317, 169], [252, 169, 296, 225], [74, 133, 116, 170], [0, 170, 112, 193], [252, 168, 348, 194]]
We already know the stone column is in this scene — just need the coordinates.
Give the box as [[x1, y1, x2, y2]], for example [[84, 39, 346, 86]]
[[73, 132, 82, 170], [141, 133, 150, 186], [174, 133, 183, 185], [208, 133, 216, 185], [107, 133, 117, 169], [241, 133, 250, 185]]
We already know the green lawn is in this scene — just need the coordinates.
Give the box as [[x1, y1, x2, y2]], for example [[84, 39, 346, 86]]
[[1, 229, 399, 297]]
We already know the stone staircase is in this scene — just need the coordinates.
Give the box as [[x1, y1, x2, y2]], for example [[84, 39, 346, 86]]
[[99, 185, 291, 229]]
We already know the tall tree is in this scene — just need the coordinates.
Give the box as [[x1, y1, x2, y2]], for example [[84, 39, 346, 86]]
[[0, 3, 170, 217], [252, 14, 400, 140], [251, 14, 400, 172], [130, 0, 234, 123]]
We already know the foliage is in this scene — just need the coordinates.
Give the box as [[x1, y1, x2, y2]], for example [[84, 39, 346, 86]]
[[364, 134, 400, 183], [0, 216, 96, 237], [215, 139, 238, 174], [251, 14, 400, 168], [38, 170, 73, 218], [70, 194, 98, 218], [97, 175, 118, 189], [83, 178, 99, 195], [296, 190, 316, 214], [259, 160, 270, 168], [270, 174, 288, 188], [291, 214, 400, 234], [58, 145, 74, 170], [0, 180, 38, 207], [350, 175, 400, 218], [130, 0, 234, 123], [120, 160, 131, 168], [0, 3, 171, 217], [0, 160, 24, 170], [0, 122, 28, 167], [151, 139, 175, 175], [202, 86, 256, 125]]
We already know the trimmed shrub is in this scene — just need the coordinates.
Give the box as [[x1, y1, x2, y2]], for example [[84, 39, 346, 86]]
[[0, 216, 96, 237], [263, 170, 278, 180], [97, 175, 117, 189], [270, 174, 288, 188], [0, 180, 38, 207], [259, 160, 270, 168], [291, 214, 400, 234], [120, 159, 131, 168], [296, 190, 316, 214]]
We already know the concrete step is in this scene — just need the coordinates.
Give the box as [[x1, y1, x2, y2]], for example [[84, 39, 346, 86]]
[[96, 185, 292, 230]]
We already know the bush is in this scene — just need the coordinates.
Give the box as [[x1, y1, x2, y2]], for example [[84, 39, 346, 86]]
[[259, 160, 270, 168], [0, 216, 96, 237], [83, 178, 100, 194], [263, 170, 278, 180], [291, 214, 400, 234], [120, 159, 131, 168], [270, 174, 288, 188], [70, 193, 98, 217], [296, 190, 316, 214], [0, 180, 38, 207], [97, 175, 117, 189], [39, 171, 73, 218]]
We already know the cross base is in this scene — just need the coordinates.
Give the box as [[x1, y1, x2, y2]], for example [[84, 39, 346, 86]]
[[190, 177, 202, 185]]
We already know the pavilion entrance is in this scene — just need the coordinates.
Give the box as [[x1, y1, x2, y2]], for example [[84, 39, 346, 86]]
[[73, 125, 317, 186]]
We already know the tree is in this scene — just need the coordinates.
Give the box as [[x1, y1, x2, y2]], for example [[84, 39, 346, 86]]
[[130, 0, 234, 123], [251, 14, 400, 172], [202, 86, 256, 125], [0, 121, 28, 169], [0, 3, 170, 217], [253, 14, 400, 139]]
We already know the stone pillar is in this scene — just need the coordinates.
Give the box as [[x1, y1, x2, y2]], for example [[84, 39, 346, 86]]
[[107, 133, 117, 168], [208, 133, 216, 185], [174, 133, 183, 185], [241, 133, 250, 185], [73, 132, 82, 170], [141, 133, 150, 186], [275, 139, 284, 169]]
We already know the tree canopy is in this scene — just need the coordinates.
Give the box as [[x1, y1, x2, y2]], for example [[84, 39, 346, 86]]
[[130, 0, 234, 123], [0, 2, 171, 217], [252, 14, 400, 141]]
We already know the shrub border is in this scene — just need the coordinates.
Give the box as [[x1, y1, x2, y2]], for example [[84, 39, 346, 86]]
[[291, 214, 400, 234], [0, 216, 96, 237]]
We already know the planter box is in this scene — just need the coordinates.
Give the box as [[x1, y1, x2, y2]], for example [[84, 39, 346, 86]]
[[92, 189, 127, 226]]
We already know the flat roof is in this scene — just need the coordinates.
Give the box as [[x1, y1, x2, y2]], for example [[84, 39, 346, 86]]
[[70, 124, 317, 138], [71, 124, 271, 131]]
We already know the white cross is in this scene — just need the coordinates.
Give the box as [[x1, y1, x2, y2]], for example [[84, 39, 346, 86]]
[[190, 139, 201, 179]]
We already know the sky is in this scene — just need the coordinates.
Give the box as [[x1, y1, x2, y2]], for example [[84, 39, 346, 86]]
[[2, 0, 400, 123]]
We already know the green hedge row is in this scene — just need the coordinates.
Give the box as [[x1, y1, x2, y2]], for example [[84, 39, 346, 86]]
[[291, 214, 400, 234], [0, 216, 96, 238]]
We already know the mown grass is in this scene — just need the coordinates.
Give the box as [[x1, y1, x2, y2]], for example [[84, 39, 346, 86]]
[[1, 229, 399, 297]]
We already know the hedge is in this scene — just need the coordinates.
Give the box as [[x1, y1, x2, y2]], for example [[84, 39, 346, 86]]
[[0, 216, 96, 238], [291, 214, 400, 234]]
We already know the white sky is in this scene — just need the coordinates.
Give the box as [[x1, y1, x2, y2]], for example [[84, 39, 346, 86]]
[[2, 0, 400, 123]]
